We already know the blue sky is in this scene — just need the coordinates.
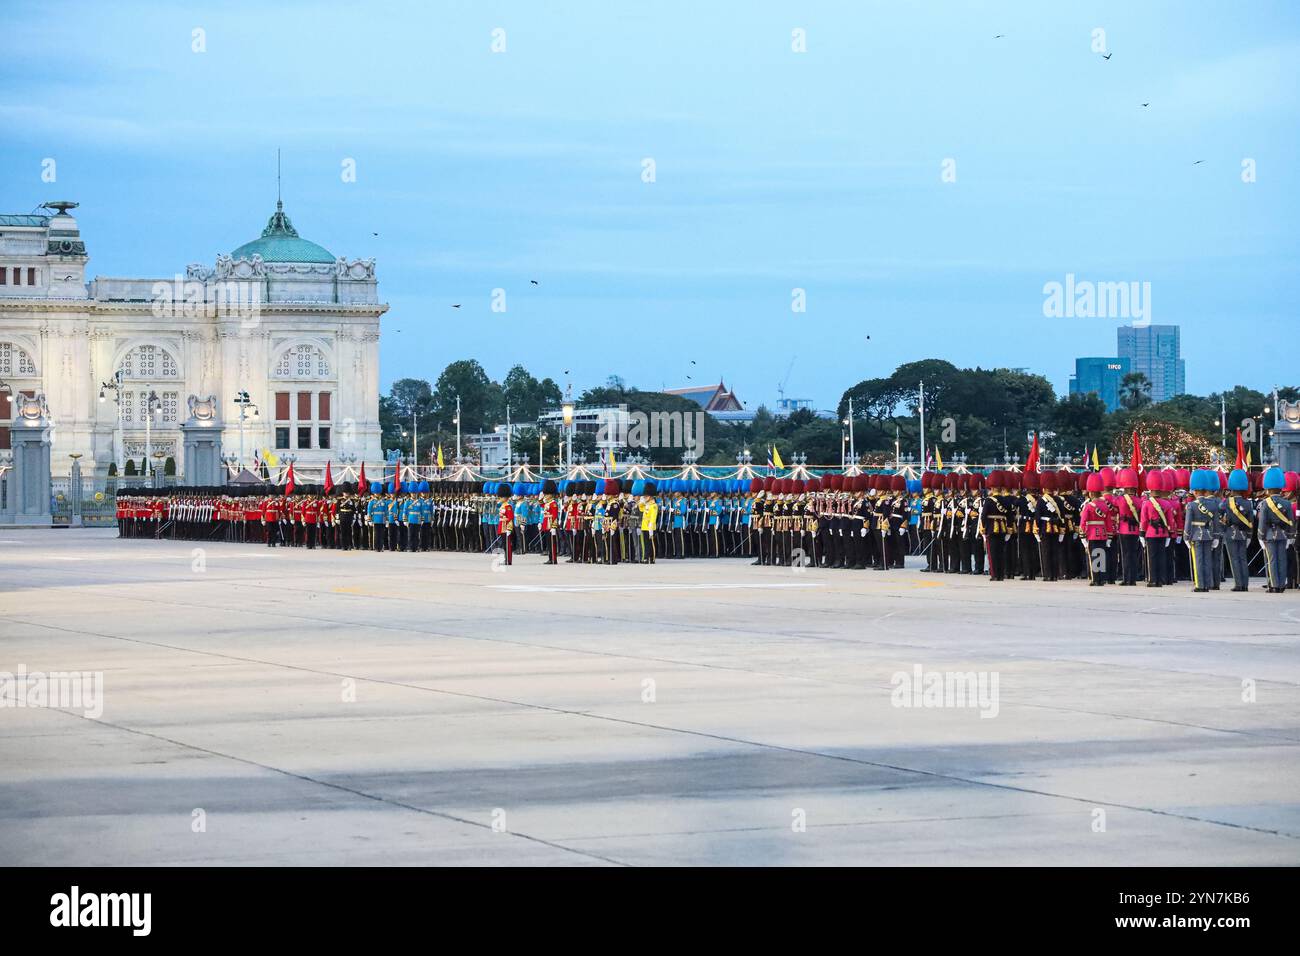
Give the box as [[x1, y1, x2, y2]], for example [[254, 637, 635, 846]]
[[3, 0, 1297, 410]]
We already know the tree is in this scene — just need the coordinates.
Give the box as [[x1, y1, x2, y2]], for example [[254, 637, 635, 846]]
[[124, 459, 136, 477], [164, 456, 176, 476], [107, 461, 118, 477], [1119, 372, 1152, 411], [501, 365, 562, 423], [430, 360, 504, 435], [1050, 392, 1108, 454]]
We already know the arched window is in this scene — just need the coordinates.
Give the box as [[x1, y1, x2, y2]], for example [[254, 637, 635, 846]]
[[273, 343, 331, 379], [0, 342, 37, 377], [118, 344, 180, 380]]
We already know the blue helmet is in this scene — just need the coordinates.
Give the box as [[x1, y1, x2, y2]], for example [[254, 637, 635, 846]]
[[1189, 469, 1215, 493], [1228, 469, 1249, 492], [1263, 466, 1285, 490], [370, 481, 383, 495]]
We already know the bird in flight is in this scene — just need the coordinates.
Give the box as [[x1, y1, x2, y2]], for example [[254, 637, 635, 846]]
[[1193, 160, 1205, 165], [530, 279, 539, 285], [993, 34, 1005, 39], [1141, 102, 1150, 108], [372, 232, 379, 237], [450, 304, 461, 309], [1102, 53, 1112, 60]]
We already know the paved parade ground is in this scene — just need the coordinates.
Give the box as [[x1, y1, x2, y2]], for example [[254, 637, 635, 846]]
[[2, 528, 1297, 867]]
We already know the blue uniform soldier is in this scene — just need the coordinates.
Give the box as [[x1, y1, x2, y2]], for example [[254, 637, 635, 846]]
[[1222, 469, 1255, 591], [1184, 470, 1221, 593], [1258, 467, 1295, 593], [366, 483, 387, 551]]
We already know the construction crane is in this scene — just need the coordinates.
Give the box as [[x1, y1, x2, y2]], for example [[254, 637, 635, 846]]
[[776, 356, 797, 409]]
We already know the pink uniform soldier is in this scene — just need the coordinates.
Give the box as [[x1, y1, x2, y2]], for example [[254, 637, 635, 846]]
[[1079, 473, 1114, 586]]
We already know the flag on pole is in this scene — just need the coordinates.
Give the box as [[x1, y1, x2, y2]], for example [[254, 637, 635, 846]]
[[393, 457, 402, 494], [772, 445, 784, 470], [262, 448, 280, 469], [323, 460, 334, 494], [935, 448, 944, 471], [358, 460, 368, 492], [437, 445, 444, 470], [1025, 433, 1040, 474], [607, 448, 616, 475], [1234, 428, 1246, 472], [1091, 445, 1101, 471], [765, 446, 774, 474], [1130, 429, 1143, 473], [1246, 448, 1252, 468], [284, 461, 296, 496]]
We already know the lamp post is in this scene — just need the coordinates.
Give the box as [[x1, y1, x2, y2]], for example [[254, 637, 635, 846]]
[[233, 389, 259, 469], [1261, 405, 1271, 464], [98, 370, 124, 473], [143, 389, 161, 479], [539, 432, 547, 476], [845, 396, 856, 464], [150, 449, 166, 488], [562, 384, 575, 472], [453, 393, 462, 460]]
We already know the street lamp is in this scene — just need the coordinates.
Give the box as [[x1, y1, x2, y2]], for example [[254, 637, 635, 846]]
[[99, 370, 124, 473], [453, 393, 462, 460], [233, 390, 259, 469], [143, 389, 162, 479], [539, 432, 547, 476], [562, 383, 575, 471]]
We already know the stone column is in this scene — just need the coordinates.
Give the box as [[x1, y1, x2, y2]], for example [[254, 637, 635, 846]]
[[7, 394, 54, 526]]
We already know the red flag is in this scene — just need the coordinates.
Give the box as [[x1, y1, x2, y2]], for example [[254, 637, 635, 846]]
[[1130, 429, 1143, 473], [1025, 432, 1040, 473], [323, 460, 334, 494], [358, 460, 368, 493], [284, 462, 296, 496], [1234, 428, 1246, 472], [393, 459, 402, 494]]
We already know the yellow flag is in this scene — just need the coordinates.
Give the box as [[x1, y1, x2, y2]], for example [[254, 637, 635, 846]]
[[262, 448, 279, 468], [1246, 449, 1252, 467], [437, 445, 444, 469], [773, 445, 785, 469], [935, 448, 944, 470], [1091, 446, 1101, 470], [608, 448, 616, 472]]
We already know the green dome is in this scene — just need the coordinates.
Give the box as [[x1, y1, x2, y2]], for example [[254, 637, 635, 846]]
[[231, 201, 334, 263]]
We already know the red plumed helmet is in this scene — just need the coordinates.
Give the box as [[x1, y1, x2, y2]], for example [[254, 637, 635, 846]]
[[1174, 469, 1190, 490], [1117, 468, 1139, 488], [1100, 467, 1116, 489], [1086, 473, 1104, 493], [1145, 470, 1163, 492], [891, 475, 906, 492]]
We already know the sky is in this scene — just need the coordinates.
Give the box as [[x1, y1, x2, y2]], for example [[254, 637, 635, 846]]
[[2, 0, 1297, 411]]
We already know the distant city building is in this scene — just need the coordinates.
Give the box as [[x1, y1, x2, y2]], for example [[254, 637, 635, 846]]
[[1068, 356, 1130, 412], [471, 405, 631, 467], [1117, 324, 1185, 404], [664, 380, 752, 423]]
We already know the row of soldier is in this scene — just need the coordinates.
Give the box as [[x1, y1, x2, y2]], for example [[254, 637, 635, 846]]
[[114, 465, 1299, 591]]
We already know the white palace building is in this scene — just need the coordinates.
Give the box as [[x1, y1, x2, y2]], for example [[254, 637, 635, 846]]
[[0, 200, 385, 479]]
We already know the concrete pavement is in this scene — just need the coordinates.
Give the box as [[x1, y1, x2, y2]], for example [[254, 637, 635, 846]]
[[1, 528, 1297, 865]]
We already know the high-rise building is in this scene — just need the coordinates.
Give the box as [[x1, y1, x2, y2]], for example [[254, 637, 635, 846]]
[[1117, 324, 1186, 404], [1068, 357, 1130, 412]]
